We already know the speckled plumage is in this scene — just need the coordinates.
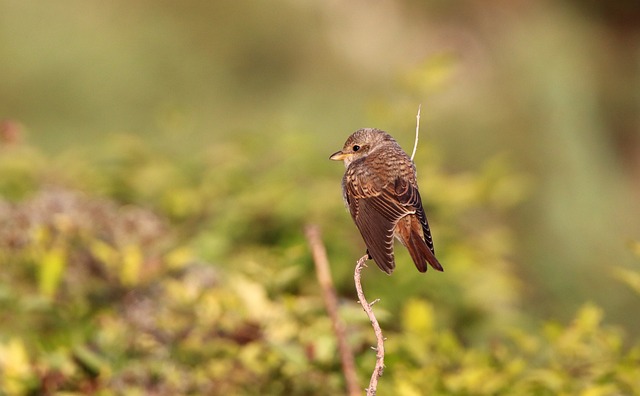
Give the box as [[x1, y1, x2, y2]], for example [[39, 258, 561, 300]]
[[330, 128, 443, 274]]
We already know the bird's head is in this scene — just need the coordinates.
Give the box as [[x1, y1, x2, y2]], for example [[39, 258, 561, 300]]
[[329, 128, 395, 168]]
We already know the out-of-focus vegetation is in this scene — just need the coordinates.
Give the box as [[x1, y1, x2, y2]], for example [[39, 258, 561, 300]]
[[1, 137, 639, 395], [1, 0, 639, 394]]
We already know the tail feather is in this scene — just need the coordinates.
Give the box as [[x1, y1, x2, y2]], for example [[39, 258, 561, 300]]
[[395, 215, 444, 273], [407, 229, 443, 272], [406, 234, 428, 272]]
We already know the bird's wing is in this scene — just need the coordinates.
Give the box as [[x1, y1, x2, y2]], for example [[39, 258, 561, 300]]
[[355, 198, 396, 273], [346, 177, 424, 274], [393, 177, 435, 255]]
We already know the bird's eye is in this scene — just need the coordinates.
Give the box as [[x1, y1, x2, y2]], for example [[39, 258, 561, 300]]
[[352, 145, 360, 152]]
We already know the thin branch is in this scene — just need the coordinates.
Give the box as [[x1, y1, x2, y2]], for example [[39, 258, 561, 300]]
[[304, 225, 360, 396], [411, 104, 422, 161], [354, 255, 385, 396]]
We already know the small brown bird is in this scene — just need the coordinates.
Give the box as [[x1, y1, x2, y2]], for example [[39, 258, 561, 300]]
[[330, 128, 443, 274]]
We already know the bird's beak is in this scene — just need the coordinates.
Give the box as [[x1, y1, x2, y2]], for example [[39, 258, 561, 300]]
[[329, 150, 347, 161]]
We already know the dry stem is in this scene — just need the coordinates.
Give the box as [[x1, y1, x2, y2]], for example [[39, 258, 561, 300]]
[[354, 255, 385, 396], [304, 225, 360, 396], [411, 104, 422, 161]]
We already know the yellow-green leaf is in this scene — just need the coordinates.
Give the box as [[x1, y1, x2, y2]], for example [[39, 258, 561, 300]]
[[39, 246, 66, 298]]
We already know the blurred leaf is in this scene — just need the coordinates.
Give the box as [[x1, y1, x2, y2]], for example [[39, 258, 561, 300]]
[[72, 344, 110, 379], [0, 339, 35, 395], [120, 244, 143, 286], [579, 384, 621, 396], [38, 245, 66, 298], [165, 246, 193, 270], [613, 267, 640, 295], [402, 298, 435, 334], [89, 240, 117, 269]]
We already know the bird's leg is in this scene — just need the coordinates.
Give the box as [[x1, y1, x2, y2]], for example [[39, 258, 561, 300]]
[[366, 249, 373, 260]]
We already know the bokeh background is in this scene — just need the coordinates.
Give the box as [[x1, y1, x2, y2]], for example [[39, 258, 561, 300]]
[[1, 1, 639, 394]]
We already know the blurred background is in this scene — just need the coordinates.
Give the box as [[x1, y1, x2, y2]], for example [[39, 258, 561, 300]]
[[1, 0, 639, 394]]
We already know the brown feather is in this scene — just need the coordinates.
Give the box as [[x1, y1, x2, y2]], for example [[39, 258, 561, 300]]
[[354, 199, 396, 273], [335, 128, 443, 274], [394, 215, 443, 272]]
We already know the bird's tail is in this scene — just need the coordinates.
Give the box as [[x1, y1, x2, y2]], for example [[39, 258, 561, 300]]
[[402, 218, 443, 273]]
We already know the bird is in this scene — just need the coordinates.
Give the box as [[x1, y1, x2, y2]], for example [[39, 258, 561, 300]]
[[330, 128, 443, 274]]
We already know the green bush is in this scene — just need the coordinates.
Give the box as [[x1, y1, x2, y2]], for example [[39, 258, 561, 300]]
[[0, 138, 638, 395]]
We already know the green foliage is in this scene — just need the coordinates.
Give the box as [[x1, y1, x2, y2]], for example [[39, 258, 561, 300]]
[[0, 137, 638, 395], [386, 301, 640, 395], [1, 0, 638, 393]]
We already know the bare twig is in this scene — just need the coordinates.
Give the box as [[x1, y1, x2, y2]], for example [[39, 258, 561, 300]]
[[411, 104, 422, 161], [304, 225, 360, 396], [354, 255, 385, 396]]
